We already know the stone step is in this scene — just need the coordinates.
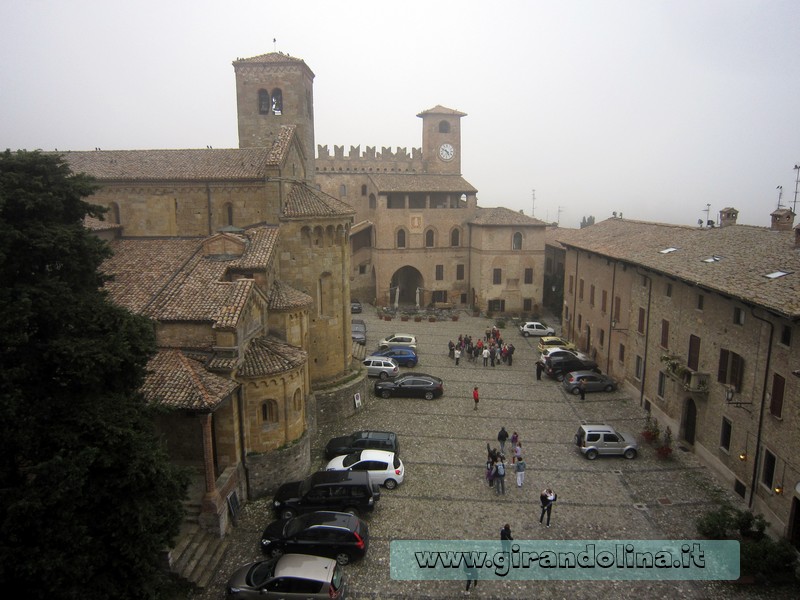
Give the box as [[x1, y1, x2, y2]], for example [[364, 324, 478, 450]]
[[169, 524, 228, 589]]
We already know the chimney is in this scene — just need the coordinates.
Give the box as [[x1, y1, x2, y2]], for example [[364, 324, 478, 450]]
[[718, 207, 738, 228], [770, 207, 795, 232]]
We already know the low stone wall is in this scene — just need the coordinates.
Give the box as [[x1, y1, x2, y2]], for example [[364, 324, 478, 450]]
[[315, 370, 370, 427], [245, 432, 311, 499]]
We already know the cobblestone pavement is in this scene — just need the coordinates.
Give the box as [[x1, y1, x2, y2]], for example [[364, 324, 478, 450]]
[[190, 308, 798, 600]]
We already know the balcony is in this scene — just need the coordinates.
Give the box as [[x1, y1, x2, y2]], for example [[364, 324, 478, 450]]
[[660, 354, 709, 395]]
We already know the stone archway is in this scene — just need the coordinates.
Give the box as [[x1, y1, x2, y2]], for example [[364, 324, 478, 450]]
[[389, 266, 424, 307]]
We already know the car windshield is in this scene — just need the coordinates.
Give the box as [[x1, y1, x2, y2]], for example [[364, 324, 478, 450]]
[[249, 560, 276, 587], [342, 451, 362, 467], [331, 565, 343, 590]]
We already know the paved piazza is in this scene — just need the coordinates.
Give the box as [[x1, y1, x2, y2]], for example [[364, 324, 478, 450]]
[[193, 308, 796, 599]]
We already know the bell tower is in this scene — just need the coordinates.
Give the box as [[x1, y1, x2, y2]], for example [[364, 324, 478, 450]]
[[417, 105, 467, 175], [233, 52, 315, 181]]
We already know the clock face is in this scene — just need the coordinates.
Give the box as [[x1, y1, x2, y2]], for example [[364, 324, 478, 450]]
[[438, 143, 455, 161]]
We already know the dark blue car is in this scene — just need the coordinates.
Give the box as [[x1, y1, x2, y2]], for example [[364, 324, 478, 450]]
[[371, 347, 418, 367]]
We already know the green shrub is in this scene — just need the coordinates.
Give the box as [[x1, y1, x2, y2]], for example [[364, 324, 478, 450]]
[[740, 537, 798, 581], [696, 506, 734, 539]]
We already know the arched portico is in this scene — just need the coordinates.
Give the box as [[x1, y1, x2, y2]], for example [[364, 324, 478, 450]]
[[388, 266, 425, 307]]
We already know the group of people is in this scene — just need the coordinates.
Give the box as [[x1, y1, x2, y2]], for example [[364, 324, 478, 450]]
[[447, 327, 516, 367]]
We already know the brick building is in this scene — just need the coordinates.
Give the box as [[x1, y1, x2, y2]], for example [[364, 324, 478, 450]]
[[554, 211, 800, 545]]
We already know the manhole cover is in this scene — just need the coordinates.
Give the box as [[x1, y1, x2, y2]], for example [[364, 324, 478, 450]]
[[658, 498, 672, 505], [633, 503, 648, 511], [612, 469, 623, 475]]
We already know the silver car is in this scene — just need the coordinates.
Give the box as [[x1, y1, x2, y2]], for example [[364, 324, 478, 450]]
[[377, 333, 417, 350], [574, 423, 638, 460], [362, 356, 399, 379], [226, 553, 347, 598]]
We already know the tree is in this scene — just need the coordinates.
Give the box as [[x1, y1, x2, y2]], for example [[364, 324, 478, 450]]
[[0, 150, 188, 600], [580, 215, 596, 228]]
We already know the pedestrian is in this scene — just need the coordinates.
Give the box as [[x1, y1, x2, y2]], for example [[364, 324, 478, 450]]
[[579, 379, 586, 400], [500, 523, 513, 554], [448, 340, 455, 359], [497, 427, 509, 453], [515, 456, 526, 487], [454, 347, 461, 365], [493, 456, 506, 495], [507, 343, 515, 366], [510, 431, 519, 451], [536, 361, 543, 380], [463, 559, 478, 593], [485, 454, 496, 488], [473, 386, 479, 411], [490, 347, 496, 367], [539, 488, 557, 527], [513, 441, 522, 465], [482, 347, 490, 367]]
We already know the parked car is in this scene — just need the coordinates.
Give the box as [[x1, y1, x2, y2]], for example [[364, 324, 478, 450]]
[[226, 553, 346, 599], [538, 347, 586, 364], [260, 511, 369, 565], [544, 355, 599, 381], [374, 373, 443, 400], [350, 298, 363, 313], [324, 431, 399, 460], [377, 333, 417, 350], [272, 470, 380, 520], [574, 423, 638, 460], [519, 321, 555, 337], [326, 449, 404, 489], [371, 347, 419, 367], [351, 318, 366, 345], [362, 356, 399, 379], [562, 370, 617, 395], [537, 336, 577, 353]]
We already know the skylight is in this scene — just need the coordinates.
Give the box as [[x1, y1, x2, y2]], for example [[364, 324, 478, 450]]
[[764, 270, 791, 279], [659, 247, 678, 254]]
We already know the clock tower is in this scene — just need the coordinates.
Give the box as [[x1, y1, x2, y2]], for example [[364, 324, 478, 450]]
[[417, 105, 466, 175]]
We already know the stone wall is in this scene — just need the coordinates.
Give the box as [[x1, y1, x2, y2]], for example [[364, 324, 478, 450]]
[[245, 431, 312, 499], [315, 371, 370, 427]]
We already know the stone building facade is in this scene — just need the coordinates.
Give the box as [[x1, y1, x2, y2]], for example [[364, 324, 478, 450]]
[[554, 212, 800, 546]]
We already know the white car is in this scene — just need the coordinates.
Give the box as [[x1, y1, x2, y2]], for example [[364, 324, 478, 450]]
[[519, 321, 555, 337], [326, 449, 405, 489], [538, 348, 589, 365], [377, 333, 417, 350]]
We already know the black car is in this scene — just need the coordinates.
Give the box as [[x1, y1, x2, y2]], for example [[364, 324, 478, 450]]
[[544, 355, 599, 381], [374, 373, 443, 400], [325, 431, 399, 460], [350, 299, 363, 313], [272, 470, 380, 520], [260, 511, 369, 565]]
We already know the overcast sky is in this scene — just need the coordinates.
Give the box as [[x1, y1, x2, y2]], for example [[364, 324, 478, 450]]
[[2, 0, 798, 228]]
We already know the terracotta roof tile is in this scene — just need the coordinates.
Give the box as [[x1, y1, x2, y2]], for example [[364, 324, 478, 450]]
[[84, 215, 121, 231], [268, 280, 313, 311], [282, 183, 355, 219], [416, 105, 467, 117], [234, 52, 314, 75], [237, 336, 307, 378], [471, 207, 547, 226], [367, 173, 477, 194]]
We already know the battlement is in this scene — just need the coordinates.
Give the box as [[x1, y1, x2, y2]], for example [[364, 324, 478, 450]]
[[317, 144, 422, 160]]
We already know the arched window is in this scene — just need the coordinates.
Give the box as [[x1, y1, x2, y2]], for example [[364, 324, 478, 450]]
[[397, 229, 406, 248], [271, 89, 283, 115], [425, 229, 435, 248], [258, 89, 270, 115], [361, 184, 367, 196], [369, 194, 376, 209], [339, 184, 347, 197], [108, 202, 120, 225], [438, 120, 450, 133], [224, 202, 233, 226], [512, 232, 523, 250], [261, 400, 279, 424], [450, 228, 460, 247], [292, 389, 302, 412]]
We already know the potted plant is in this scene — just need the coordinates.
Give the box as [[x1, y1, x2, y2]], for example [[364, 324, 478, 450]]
[[400, 314, 409, 321], [641, 414, 661, 444], [656, 426, 673, 459], [414, 315, 423, 322]]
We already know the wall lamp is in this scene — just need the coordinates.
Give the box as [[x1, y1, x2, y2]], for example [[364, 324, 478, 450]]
[[773, 484, 783, 495], [738, 451, 747, 461], [610, 319, 628, 332]]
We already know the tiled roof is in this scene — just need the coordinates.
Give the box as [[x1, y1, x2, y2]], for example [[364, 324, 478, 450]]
[[282, 183, 355, 218], [141, 349, 238, 411], [61, 148, 278, 180], [268, 280, 313, 311], [233, 52, 315, 75], [237, 336, 307, 378], [367, 173, 478, 194], [471, 207, 548, 226], [554, 218, 800, 317], [416, 105, 467, 117]]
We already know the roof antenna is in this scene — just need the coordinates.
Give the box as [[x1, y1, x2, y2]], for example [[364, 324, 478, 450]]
[[793, 164, 800, 214], [531, 189, 536, 218], [776, 185, 783, 209]]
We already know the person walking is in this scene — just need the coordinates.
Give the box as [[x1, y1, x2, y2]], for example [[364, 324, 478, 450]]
[[454, 347, 461, 366], [463, 560, 478, 593], [448, 340, 455, 359], [507, 343, 515, 366], [579, 379, 587, 400], [513, 441, 522, 465], [539, 488, 557, 527], [497, 427, 509, 454], [482, 347, 490, 367], [493, 457, 506, 495], [489, 346, 496, 367], [515, 456, 526, 487], [500, 523, 513, 554], [473, 386, 479, 411], [536, 361, 543, 380], [510, 431, 519, 457]]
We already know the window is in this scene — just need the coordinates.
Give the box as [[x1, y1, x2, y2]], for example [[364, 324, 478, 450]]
[[258, 89, 270, 114], [361, 184, 367, 196], [770, 373, 785, 418], [270, 89, 283, 114], [339, 184, 347, 197], [224, 202, 233, 226], [488, 299, 505, 312], [761, 449, 776, 490], [568, 275, 574, 294], [590, 285, 595, 307], [396, 229, 406, 248], [577, 314, 582, 330], [438, 120, 450, 133], [432, 290, 448, 303], [614, 296, 621, 321], [635, 355, 643, 380], [523, 298, 532, 311], [599, 329, 605, 348], [717, 349, 744, 391], [262, 400, 278, 424], [450, 228, 460, 246], [524, 268, 533, 284], [425, 229, 435, 248], [720, 417, 732, 452], [733, 307, 745, 325], [618, 344, 625, 362], [435, 265, 444, 281], [456, 264, 465, 280], [512, 232, 523, 250], [780, 325, 792, 347], [657, 372, 666, 398], [601, 290, 608, 313], [359, 264, 367, 275], [688, 335, 701, 371], [637, 307, 646, 334], [697, 294, 704, 310], [660, 319, 669, 349], [579, 279, 584, 300], [665, 283, 673, 297], [493, 269, 502, 285]]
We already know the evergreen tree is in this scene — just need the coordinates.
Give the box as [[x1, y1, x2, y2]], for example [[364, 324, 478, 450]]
[[580, 215, 596, 228], [0, 150, 188, 600]]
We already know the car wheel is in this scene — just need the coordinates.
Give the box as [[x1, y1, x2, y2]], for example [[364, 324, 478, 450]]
[[379, 371, 389, 380], [269, 547, 285, 559], [336, 552, 351, 566], [556, 373, 565, 382], [344, 506, 359, 516], [384, 478, 397, 490], [604, 384, 614, 392], [523, 331, 529, 337], [571, 387, 581, 395], [424, 391, 434, 400], [407, 360, 416, 368], [624, 448, 637, 460], [585, 449, 599, 460], [280, 508, 295, 519], [380, 390, 391, 399]]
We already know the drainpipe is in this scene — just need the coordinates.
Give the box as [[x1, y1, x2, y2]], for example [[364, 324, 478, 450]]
[[606, 262, 618, 374], [636, 270, 653, 408], [748, 308, 775, 509], [570, 250, 579, 342]]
